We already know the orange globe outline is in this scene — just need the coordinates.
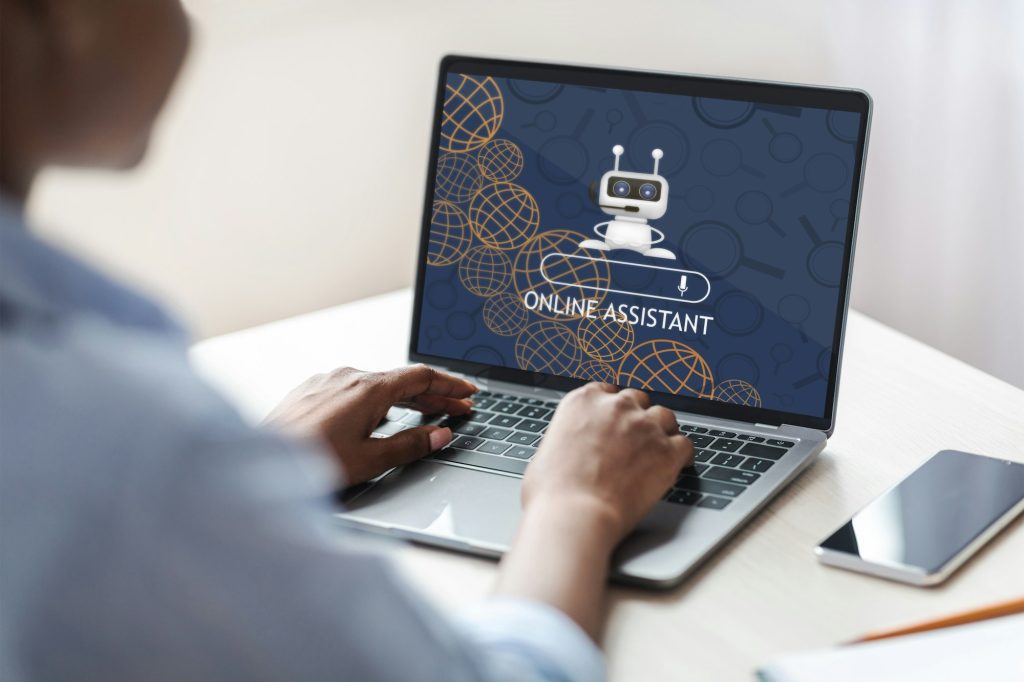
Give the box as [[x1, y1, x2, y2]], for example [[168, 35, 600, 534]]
[[427, 200, 471, 266], [441, 74, 504, 153], [478, 138, 525, 182], [482, 292, 529, 336], [435, 152, 481, 204], [575, 359, 617, 384], [515, 321, 582, 375], [713, 379, 762, 407], [470, 182, 540, 250], [617, 339, 715, 398], [458, 245, 511, 298], [513, 230, 611, 320], [578, 315, 635, 363]]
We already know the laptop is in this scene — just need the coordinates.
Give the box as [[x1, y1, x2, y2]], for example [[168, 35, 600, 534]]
[[337, 56, 871, 589]]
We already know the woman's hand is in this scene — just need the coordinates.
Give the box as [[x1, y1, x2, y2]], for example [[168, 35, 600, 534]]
[[265, 364, 477, 485]]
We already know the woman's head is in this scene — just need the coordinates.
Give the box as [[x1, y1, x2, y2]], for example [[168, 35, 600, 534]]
[[1, 0, 190, 197]]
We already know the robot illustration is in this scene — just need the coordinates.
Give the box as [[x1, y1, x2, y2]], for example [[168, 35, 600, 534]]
[[579, 145, 675, 260]]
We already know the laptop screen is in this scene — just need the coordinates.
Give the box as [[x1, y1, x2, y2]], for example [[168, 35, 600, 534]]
[[413, 58, 868, 427]]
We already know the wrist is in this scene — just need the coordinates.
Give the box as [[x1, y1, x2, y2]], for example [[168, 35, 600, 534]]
[[522, 491, 624, 557]]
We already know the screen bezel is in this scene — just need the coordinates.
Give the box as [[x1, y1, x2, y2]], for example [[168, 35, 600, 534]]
[[409, 55, 872, 435]]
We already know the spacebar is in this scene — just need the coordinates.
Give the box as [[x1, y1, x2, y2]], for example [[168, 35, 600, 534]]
[[430, 448, 528, 475]]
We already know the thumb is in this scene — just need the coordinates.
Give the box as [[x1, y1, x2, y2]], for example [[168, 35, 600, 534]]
[[366, 425, 452, 469]]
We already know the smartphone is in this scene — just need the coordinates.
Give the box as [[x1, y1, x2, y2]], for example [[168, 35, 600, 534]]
[[815, 450, 1024, 586]]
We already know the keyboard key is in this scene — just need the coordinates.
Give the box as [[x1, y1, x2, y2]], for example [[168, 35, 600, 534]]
[[697, 495, 732, 510], [452, 421, 486, 437], [708, 429, 737, 438], [373, 421, 410, 436], [667, 489, 701, 506], [516, 419, 547, 433], [517, 397, 546, 405], [736, 434, 765, 443], [711, 453, 744, 468], [710, 438, 743, 453], [467, 411, 497, 424], [517, 405, 552, 420], [678, 463, 709, 479], [432, 448, 527, 475], [740, 457, 775, 473], [675, 477, 745, 498], [479, 426, 512, 440], [490, 415, 521, 429], [694, 449, 713, 463], [766, 439, 795, 448], [492, 401, 522, 414], [688, 434, 715, 448], [704, 466, 760, 486], [474, 398, 497, 410], [478, 440, 512, 455], [679, 424, 709, 434], [507, 431, 540, 445], [739, 443, 787, 460], [506, 445, 536, 459], [450, 435, 484, 450]]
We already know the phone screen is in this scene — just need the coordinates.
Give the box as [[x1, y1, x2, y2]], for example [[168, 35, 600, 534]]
[[819, 450, 1024, 573]]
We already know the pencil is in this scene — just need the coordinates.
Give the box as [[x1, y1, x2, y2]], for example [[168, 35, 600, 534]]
[[854, 596, 1024, 643]]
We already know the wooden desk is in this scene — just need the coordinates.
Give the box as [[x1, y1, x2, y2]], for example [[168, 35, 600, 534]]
[[191, 288, 1024, 682]]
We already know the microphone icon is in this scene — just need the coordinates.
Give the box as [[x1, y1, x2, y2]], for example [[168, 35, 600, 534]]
[[677, 274, 689, 298]]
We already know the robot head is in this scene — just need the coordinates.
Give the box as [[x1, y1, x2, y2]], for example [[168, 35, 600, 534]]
[[596, 145, 669, 221]]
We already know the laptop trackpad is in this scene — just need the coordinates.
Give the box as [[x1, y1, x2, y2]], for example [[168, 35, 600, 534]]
[[341, 460, 523, 552]]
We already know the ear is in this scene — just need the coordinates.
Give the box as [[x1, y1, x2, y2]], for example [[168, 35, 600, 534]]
[[589, 180, 599, 205]]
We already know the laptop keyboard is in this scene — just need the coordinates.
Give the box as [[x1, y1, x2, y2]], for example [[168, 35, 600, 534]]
[[373, 390, 796, 511]]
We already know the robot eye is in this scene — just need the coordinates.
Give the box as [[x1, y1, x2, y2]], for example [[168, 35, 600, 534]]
[[639, 183, 658, 200], [612, 180, 630, 197]]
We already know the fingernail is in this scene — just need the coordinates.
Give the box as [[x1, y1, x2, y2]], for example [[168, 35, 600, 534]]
[[429, 427, 452, 452]]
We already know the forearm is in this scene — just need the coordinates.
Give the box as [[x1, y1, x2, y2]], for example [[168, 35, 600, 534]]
[[494, 494, 621, 641]]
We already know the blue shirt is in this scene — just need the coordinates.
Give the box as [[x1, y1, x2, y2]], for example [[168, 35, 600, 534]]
[[0, 199, 604, 682]]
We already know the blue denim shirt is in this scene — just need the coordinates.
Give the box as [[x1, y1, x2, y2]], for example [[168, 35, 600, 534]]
[[0, 199, 603, 682]]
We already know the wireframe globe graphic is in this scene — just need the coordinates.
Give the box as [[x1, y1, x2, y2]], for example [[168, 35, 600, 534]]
[[435, 152, 482, 204], [578, 315, 635, 363], [427, 200, 471, 266], [714, 379, 762, 407], [516, 321, 582, 375], [482, 292, 529, 336], [478, 138, 525, 182], [441, 74, 504, 153], [470, 182, 540, 250], [458, 245, 511, 297], [514, 230, 611, 320], [576, 359, 616, 384], [617, 340, 715, 398]]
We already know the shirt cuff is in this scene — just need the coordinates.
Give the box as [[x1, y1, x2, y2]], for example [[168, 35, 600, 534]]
[[455, 597, 606, 682]]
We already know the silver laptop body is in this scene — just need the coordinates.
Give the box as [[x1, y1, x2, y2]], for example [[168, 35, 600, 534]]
[[337, 56, 871, 589]]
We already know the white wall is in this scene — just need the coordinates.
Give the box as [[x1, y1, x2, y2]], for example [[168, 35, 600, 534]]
[[28, 0, 1023, 388]]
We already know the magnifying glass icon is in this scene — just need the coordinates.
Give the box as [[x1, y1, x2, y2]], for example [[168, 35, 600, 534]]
[[523, 110, 557, 132]]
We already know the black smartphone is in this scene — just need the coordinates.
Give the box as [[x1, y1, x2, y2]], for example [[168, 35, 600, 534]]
[[815, 450, 1024, 585]]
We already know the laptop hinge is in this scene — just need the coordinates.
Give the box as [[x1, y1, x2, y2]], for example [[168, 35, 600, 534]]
[[754, 423, 781, 430]]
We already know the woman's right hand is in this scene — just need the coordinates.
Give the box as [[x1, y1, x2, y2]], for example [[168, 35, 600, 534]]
[[522, 382, 694, 548]]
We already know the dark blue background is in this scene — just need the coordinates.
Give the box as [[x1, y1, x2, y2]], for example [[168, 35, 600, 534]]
[[419, 74, 860, 418]]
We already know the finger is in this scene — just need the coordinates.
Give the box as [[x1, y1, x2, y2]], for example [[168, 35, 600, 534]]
[[380, 365, 478, 403], [398, 395, 474, 416], [670, 434, 695, 468], [647, 405, 679, 435], [584, 382, 618, 394], [617, 388, 651, 409], [365, 425, 452, 469]]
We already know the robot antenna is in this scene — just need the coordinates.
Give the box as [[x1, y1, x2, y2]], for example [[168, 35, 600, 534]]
[[651, 148, 664, 175], [612, 144, 624, 171]]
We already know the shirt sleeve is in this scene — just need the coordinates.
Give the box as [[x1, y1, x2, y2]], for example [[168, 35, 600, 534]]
[[455, 597, 606, 682]]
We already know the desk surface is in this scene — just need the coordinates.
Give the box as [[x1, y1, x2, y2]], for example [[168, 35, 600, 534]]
[[191, 289, 1024, 682]]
